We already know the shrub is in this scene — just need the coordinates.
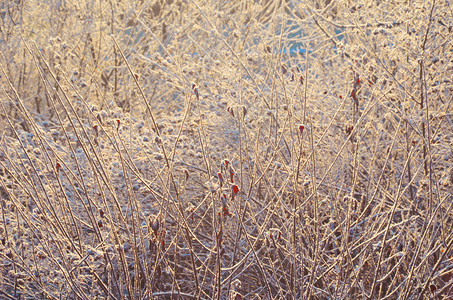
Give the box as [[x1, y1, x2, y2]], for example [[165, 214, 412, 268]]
[[0, 0, 452, 298]]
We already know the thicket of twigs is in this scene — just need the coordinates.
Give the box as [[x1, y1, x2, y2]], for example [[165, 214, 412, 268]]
[[0, 0, 452, 299]]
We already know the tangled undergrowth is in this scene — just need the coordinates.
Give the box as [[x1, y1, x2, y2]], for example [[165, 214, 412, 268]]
[[0, 0, 452, 299]]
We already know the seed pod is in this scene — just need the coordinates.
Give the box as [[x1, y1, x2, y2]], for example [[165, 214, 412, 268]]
[[221, 160, 230, 172], [230, 169, 235, 183], [93, 125, 98, 137], [218, 172, 224, 187], [222, 206, 231, 217], [227, 106, 234, 117], [351, 89, 358, 102], [346, 126, 354, 135], [299, 125, 305, 133], [232, 185, 239, 196], [192, 84, 199, 100]]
